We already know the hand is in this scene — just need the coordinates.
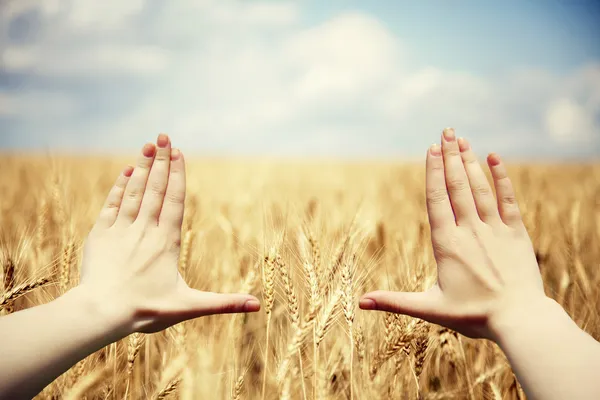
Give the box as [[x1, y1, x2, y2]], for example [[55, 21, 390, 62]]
[[359, 128, 545, 339], [79, 134, 260, 334]]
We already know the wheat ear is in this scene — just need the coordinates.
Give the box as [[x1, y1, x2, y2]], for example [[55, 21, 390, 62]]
[[2, 258, 15, 314], [0, 277, 51, 310]]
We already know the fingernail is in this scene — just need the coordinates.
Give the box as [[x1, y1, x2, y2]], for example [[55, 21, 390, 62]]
[[487, 152, 501, 166], [171, 148, 181, 160], [142, 143, 156, 158], [430, 143, 441, 156], [157, 133, 169, 148], [359, 298, 376, 310], [457, 137, 469, 152], [443, 127, 455, 141], [244, 299, 261, 312], [123, 165, 134, 177]]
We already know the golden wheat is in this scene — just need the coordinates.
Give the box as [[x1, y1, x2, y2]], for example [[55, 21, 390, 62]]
[[0, 155, 598, 399]]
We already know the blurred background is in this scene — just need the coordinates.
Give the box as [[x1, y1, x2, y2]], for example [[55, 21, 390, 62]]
[[0, 0, 599, 160]]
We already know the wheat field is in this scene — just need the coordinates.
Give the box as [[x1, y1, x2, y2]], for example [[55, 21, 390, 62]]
[[1, 154, 599, 400]]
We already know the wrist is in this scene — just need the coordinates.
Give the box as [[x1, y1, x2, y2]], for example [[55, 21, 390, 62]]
[[67, 285, 135, 340], [488, 294, 562, 344]]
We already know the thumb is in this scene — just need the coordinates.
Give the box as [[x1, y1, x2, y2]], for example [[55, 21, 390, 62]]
[[359, 288, 445, 322], [176, 289, 261, 319]]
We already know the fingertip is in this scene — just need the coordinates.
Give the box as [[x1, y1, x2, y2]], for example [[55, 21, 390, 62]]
[[487, 152, 501, 166], [142, 143, 156, 158], [171, 148, 181, 161], [457, 137, 470, 152], [157, 133, 170, 148], [244, 299, 261, 313], [123, 165, 134, 177], [359, 297, 376, 310], [429, 143, 442, 157], [442, 127, 456, 142]]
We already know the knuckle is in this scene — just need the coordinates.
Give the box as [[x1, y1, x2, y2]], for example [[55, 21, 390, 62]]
[[431, 231, 457, 257], [463, 157, 478, 166], [126, 187, 143, 201], [432, 240, 453, 259], [471, 184, 491, 197], [428, 158, 444, 171], [426, 187, 449, 204], [445, 147, 461, 157], [150, 182, 167, 197], [165, 191, 185, 205], [169, 169, 184, 180], [115, 178, 128, 189], [137, 159, 153, 169], [219, 301, 240, 314], [154, 152, 170, 162], [446, 176, 469, 192], [171, 236, 182, 250], [501, 194, 517, 205], [105, 200, 120, 210]]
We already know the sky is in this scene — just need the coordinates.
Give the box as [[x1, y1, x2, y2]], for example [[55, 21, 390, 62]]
[[0, 0, 599, 159]]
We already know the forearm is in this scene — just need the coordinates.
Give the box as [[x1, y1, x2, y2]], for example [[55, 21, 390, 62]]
[[0, 287, 132, 399], [491, 296, 600, 400]]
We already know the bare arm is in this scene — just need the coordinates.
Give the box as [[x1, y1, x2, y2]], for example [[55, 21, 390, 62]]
[[490, 296, 600, 400], [360, 128, 600, 400], [0, 134, 260, 399], [0, 287, 130, 398]]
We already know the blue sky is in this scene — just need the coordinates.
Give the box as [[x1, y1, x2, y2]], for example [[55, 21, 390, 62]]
[[1, 0, 599, 159]]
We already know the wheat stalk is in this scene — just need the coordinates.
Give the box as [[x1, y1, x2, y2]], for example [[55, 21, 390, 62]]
[[261, 247, 277, 400], [125, 332, 145, 398], [63, 366, 110, 400], [341, 258, 355, 400]]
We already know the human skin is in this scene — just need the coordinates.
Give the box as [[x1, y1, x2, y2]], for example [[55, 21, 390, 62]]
[[0, 134, 261, 399], [359, 128, 600, 400]]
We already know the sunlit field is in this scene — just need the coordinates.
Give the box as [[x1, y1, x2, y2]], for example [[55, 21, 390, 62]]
[[1, 155, 599, 400]]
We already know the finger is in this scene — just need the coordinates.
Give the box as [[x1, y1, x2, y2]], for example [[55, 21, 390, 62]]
[[426, 143, 455, 230], [177, 290, 261, 319], [117, 143, 156, 224], [138, 134, 171, 223], [95, 166, 134, 229], [359, 289, 445, 322], [158, 149, 186, 234], [487, 153, 523, 227], [442, 128, 478, 224], [457, 137, 502, 224]]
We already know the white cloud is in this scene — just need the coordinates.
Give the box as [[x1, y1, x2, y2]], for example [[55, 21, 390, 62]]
[[283, 12, 400, 102], [0, 0, 598, 157], [0, 91, 78, 118], [545, 98, 597, 143], [3, 45, 169, 76], [68, 0, 145, 29]]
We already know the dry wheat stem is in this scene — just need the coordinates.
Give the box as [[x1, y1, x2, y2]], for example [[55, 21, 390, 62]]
[[261, 248, 277, 400], [63, 366, 110, 400]]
